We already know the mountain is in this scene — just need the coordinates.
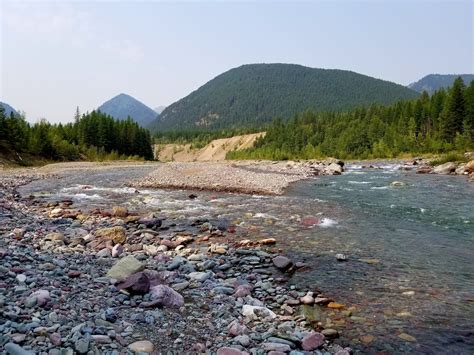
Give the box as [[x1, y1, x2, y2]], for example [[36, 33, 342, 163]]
[[98, 93, 157, 127], [154, 106, 166, 115], [150, 63, 419, 132], [0, 102, 18, 117], [408, 74, 474, 94]]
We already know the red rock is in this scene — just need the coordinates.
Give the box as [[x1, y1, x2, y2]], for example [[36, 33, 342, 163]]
[[302, 216, 320, 226], [117, 272, 150, 294], [160, 240, 177, 248], [146, 285, 184, 308], [217, 347, 244, 355], [67, 270, 81, 278], [233, 284, 252, 298], [228, 319, 248, 336], [301, 332, 325, 351], [49, 332, 62, 346]]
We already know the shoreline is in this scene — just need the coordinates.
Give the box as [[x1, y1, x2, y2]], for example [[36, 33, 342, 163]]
[[0, 171, 353, 354]]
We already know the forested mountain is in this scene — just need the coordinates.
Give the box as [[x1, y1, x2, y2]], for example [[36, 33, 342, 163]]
[[98, 93, 157, 127], [228, 77, 474, 160], [150, 63, 419, 132], [409, 74, 474, 95], [0, 102, 18, 117], [0, 108, 153, 163]]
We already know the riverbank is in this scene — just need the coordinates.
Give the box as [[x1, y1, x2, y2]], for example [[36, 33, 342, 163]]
[[0, 171, 352, 354]]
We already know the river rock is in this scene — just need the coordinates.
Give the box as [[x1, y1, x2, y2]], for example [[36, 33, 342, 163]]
[[390, 181, 406, 187], [242, 305, 277, 320], [262, 342, 291, 352], [188, 271, 211, 282], [325, 163, 343, 175], [148, 285, 184, 308], [217, 347, 245, 355], [272, 255, 292, 270], [106, 255, 144, 281], [4, 343, 34, 355], [336, 253, 348, 261], [128, 340, 154, 353], [433, 162, 457, 174], [112, 206, 128, 217], [300, 292, 315, 305], [301, 332, 325, 351], [464, 160, 474, 173], [26, 289, 50, 307], [95, 226, 127, 244], [117, 272, 150, 294], [228, 319, 248, 336], [112, 244, 123, 257], [321, 328, 339, 338]]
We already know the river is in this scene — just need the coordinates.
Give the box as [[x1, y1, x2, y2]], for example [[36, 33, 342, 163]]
[[19, 163, 474, 354]]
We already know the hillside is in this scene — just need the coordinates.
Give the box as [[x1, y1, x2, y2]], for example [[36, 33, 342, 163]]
[[409, 74, 474, 94], [0, 102, 18, 116], [98, 93, 157, 127], [154, 133, 264, 161], [150, 63, 419, 132]]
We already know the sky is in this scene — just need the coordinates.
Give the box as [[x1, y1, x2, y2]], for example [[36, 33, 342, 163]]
[[1, 0, 473, 123]]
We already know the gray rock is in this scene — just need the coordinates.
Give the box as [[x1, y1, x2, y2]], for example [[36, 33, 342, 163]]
[[4, 343, 34, 355]]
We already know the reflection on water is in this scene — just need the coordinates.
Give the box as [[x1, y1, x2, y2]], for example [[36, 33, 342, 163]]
[[19, 164, 474, 354]]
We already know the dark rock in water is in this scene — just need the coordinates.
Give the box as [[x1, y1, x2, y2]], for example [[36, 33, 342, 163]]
[[188, 194, 198, 199], [272, 255, 293, 270], [117, 272, 150, 294], [138, 217, 162, 229], [301, 332, 325, 351]]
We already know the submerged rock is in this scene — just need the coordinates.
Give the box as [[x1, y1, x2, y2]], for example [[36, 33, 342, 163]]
[[272, 255, 293, 270]]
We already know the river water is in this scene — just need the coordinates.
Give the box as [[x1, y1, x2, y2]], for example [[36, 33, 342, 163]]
[[19, 164, 474, 354]]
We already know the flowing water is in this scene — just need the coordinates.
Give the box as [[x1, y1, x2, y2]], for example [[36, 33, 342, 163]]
[[19, 164, 474, 354]]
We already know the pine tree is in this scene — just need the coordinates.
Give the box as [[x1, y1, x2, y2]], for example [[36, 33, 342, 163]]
[[441, 77, 466, 142]]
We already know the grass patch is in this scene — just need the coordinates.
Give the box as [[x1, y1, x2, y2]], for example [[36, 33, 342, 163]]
[[430, 152, 468, 166]]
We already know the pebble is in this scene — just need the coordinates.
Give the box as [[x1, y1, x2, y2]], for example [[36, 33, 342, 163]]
[[128, 340, 154, 353]]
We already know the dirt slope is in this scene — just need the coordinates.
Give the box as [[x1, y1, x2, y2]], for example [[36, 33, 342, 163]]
[[154, 133, 265, 162]]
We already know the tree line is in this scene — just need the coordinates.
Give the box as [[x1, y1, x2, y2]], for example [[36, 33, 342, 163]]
[[227, 77, 474, 160], [0, 108, 154, 163]]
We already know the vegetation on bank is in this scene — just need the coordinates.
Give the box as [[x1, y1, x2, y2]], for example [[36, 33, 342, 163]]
[[0, 108, 154, 165], [227, 77, 474, 160]]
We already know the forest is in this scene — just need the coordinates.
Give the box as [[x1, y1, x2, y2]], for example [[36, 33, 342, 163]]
[[228, 77, 474, 160], [0, 109, 154, 163], [153, 63, 418, 132]]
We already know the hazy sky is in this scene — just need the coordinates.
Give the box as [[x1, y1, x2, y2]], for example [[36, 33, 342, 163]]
[[1, 0, 473, 123]]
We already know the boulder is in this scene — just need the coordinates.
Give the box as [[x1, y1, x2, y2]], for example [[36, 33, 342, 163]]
[[95, 226, 127, 244], [128, 340, 154, 353], [433, 162, 457, 175], [301, 332, 325, 351], [148, 285, 184, 308], [272, 255, 293, 270], [325, 163, 343, 175], [117, 272, 150, 294], [464, 160, 474, 173], [106, 255, 144, 281]]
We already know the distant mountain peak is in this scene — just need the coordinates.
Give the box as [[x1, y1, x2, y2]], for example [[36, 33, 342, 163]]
[[409, 74, 474, 94], [0, 102, 18, 117], [98, 94, 157, 127]]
